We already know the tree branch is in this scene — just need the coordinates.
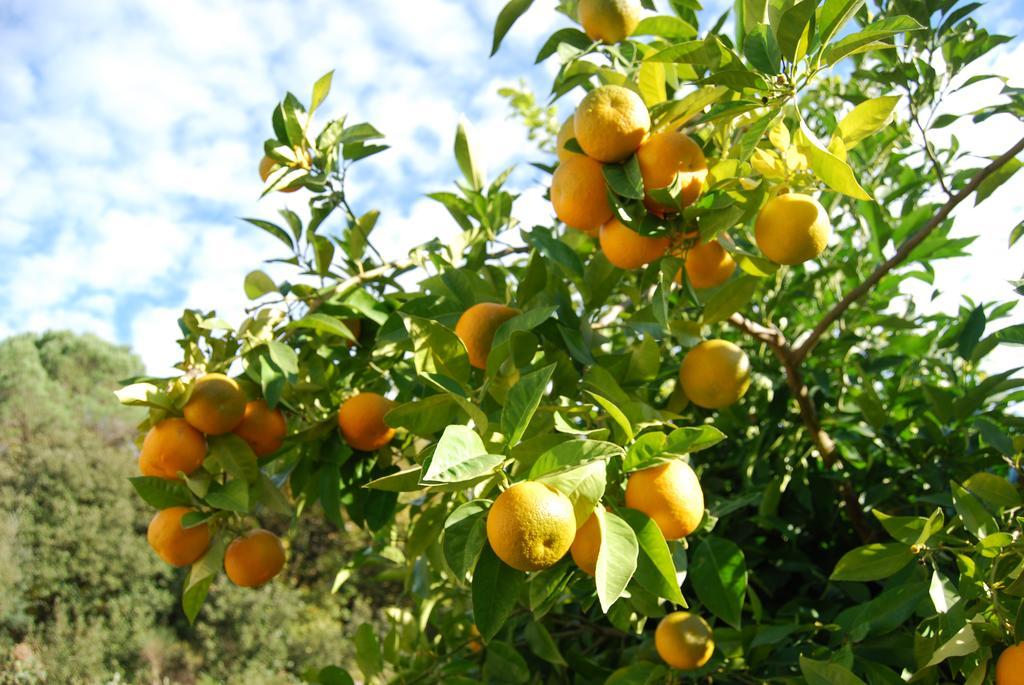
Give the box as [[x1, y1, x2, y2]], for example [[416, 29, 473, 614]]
[[792, 135, 1024, 363], [729, 314, 874, 542]]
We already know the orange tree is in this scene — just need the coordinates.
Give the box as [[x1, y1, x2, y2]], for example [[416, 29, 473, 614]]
[[115, 0, 1024, 682]]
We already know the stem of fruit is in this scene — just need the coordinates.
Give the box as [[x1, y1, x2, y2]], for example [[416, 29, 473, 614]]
[[793, 135, 1024, 363]]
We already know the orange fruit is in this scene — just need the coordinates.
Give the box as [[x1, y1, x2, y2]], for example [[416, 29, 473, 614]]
[[574, 85, 650, 163], [138, 417, 206, 480], [147, 506, 211, 567], [555, 116, 583, 162], [655, 612, 714, 670], [599, 218, 671, 270], [625, 460, 704, 540], [754, 193, 832, 265], [258, 155, 299, 193], [637, 130, 707, 213], [578, 0, 642, 43], [683, 239, 736, 289], [486, 481, 576, 571], [550, 155, 613, 234], [570, 511, 601, 576], [224, 529, 286, 587], [337, 392, 396, 451], [454, 302, 521, 370], [468, 624, 483, 653], [997, 642, 1024, 685], [233, 400, 287, 457], [679, 340, 750, 409], [183, 373, 247, 435]]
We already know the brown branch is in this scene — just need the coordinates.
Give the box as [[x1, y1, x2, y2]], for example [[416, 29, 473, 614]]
[[729, 313, 874, 542], [792, 135, 1024, 363]]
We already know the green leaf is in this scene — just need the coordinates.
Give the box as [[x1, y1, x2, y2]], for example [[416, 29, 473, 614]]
[[824, 16, 924, 65], [421, 425, 503, 485], [537, 461, 607, 527], [502, 364, 556, 448], [634, 15, 697, 39], [605, 663, 670, 684], [129, 476, 193, 509], [603, 156, 645, 201], [993, 323, 1024, 345], [114, 382, 175, 410], [950, 480, 998, 540], [243, 218, 294, 249], [204, 478, 250, 513], [254, 473, 292, 515], [365, 466, 424, 492], [595, 509, 640, 612], [620, 508, 686, 606], [796, 116, 871, 199], [776, 0, 818, 61], [267, 341, 299, 376], [354, 623, 383, 681], [312, 235, 334, 276], [483, 641, 530, 682], [182, 534, 227, 624], [836, 96, 901, 148], [288, 313, 358, 342], [818, 0, 867, 51], [689, 536, 747, 629], [454, 121, 486, 191], [491, 0, 535, 56], [405, 315, 471, 386], [315, 667, 354, 685], [638, 61, 667, 107], [829, 543, 913, 581], [243, 270, 276, 300], [703, 275, 759, 324], [472, 543, 528, 640], [800, 656, 867, 685], [651, 86, 728, 131], [964, 471, 1022, 508], [924, 622, 979, 667], [205, 434, 259, 483], [309, 70, 334, 115], [535, 27, 590, 63], [528, 440, 623, 479], [523, 621, 566, 666], [958, 306, 987, 358], [743, 25, 781, 74], [444, 501, 490, 579], [1009, 220, 1024, 248], [587, 391, 635, 442], [975, 156, 1021, 205]]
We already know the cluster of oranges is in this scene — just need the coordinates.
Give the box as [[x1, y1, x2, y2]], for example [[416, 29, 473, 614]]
[[140, 373, 287, 587]]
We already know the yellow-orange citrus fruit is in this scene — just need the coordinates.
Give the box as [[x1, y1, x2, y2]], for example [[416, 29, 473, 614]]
[[679, 339, 751, 409], [684, 239, 736, 289], [550, 155, 613, 234], [637, 130, 708, 212], [147, 506, 211, 567], [486, 481, 576, 572], [224, 529, 286, 587], [337, 392, 396, 452], [556, 116, 583, 162], [625, 460, 704, 540], [183, 373, 247, 435], [570, 511, 601, 576], [599, 218, 670, 270], [468, 624, 483, 653], [655, 612, 715, 670], [997, 643, 1024, 685], [233, 400, 287, 457], [258, 155, 299, 193], [139, 417, 206, 480], [754, 192, 832, 265], [454, 302, 521, 370], [574, 85, 650, 163], [578, 0, 642, 43]]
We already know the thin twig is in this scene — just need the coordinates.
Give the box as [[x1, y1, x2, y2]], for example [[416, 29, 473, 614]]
[[792, 135, 1024, 363]]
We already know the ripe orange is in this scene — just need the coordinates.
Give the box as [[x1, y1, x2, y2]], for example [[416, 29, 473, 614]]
[[454, 302, 521, 370], [578, 0, 642, 43], [679, 339, 751, 409], [637, 130, 707, 213], [599, 218, 671, 270], [655, 611, 714, 670], [468, 624, 483, 653], [233, 399, 287, 457], [550, 155, 613, 234], [625, 460, 704, 540], [337, 392, 396, 451], [139, 417, 206, 480], [754, 193, 832, 265], [147, 506, 211, 567], [183, 373, 247, 435], [258, 155, 299, 193], [486, 481, 576, 572], [570, 511, 601, 576], [997, 642, 1024, 685], [574, 85, 650, 163], [683, 239, 736, 289], [224, 529, 286, 587], [555, 116, 583, 162]]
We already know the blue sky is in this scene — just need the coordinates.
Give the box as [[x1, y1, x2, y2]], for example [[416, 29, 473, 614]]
[[0, 0, 1022, 374]]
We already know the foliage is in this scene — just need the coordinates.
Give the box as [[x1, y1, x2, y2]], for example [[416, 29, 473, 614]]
[[109, 1, 1024, 684]]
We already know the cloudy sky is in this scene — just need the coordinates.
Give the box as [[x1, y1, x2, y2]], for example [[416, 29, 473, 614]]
[[0, 0, 1022, 375]]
